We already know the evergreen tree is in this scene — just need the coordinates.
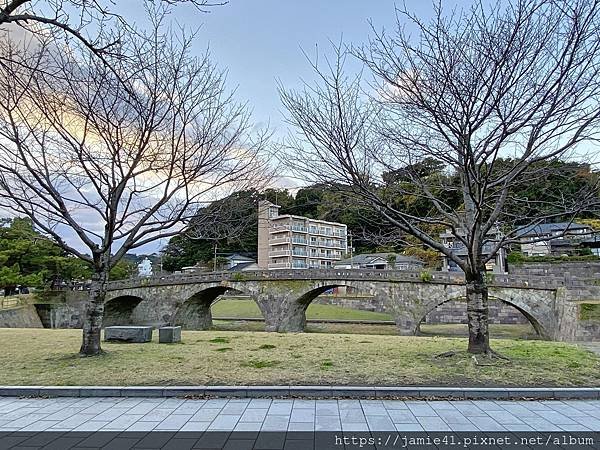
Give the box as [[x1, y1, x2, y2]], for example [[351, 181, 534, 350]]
[[0, 218, 91, 295]]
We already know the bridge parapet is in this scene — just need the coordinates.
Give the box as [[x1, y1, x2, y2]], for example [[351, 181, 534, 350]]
[[105, 269, 593, 291]]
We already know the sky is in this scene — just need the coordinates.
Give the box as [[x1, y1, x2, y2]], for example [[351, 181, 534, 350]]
[[5, 1, 598, 257], [121, 0, 445, 141], [7, 0, 544, 258], [113, 1, 438, 255]]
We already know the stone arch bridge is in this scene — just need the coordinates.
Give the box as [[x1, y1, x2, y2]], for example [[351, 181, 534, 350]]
[[100, 269, 600, 341]]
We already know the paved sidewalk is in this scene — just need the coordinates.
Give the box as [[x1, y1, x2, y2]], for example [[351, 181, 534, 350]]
[[1, 397, 600, 433]]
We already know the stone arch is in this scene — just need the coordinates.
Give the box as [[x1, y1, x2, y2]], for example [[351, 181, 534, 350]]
[[104, 295, 144, 327], [296, 284, 359, 306], [275, 282, 369, 333], [172, 286, 251, 330], [417, 294, 548, 339]]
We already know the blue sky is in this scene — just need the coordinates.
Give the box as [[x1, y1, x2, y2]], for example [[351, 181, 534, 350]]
[[122, 1, 449, 137], [112, 1, 461, 255], [4, 1, 468, 256]]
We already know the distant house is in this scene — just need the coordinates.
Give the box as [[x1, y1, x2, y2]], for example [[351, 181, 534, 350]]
[[228, 262, 261, 272], [180, 264, 206, 274], [440, 227, 507, 273], [516, 222, 594, 256], [333, 253, 424, 270], [225, 253, 256, 270], [581, 235, 600, 257]]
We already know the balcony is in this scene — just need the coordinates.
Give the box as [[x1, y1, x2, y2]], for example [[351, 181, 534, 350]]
[[314, 240, 345, 249], [291, 225, 307, 232], [292, 237, 308, 245], [292, 249, 308, 257], [268, 262, 291, 269], [292, 261, 309, 269], [310, 252, 341, 260], [270, 250, 290, 257], [269, 236, 290, 245], [269, 225, 291, 234]]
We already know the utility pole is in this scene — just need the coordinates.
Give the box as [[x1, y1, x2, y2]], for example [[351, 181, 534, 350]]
[[213, 242, 218, 272], [159, 239, 164, 273], [349, 231, 354, 269]]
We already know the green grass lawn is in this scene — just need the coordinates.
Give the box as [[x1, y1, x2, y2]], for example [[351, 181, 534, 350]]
[[212, 299, 538, 340], [0, 328, 597, 387], [213, 320, 538, 339], [419, 324, 539, 340], [212, 299, 394, 321]]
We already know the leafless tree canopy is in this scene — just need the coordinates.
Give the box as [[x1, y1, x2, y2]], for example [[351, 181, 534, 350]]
[[1, 0, 226, 61], [0, 21, 266, 269], [0, 11, 268, 354], [280, 0, 600, 353]]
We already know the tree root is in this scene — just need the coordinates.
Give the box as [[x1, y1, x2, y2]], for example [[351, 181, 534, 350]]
[[435, 351, 456, 358], [78, 349, 106, 358], [486, 348, 510, 361], [471, 355, 495, 366], [471, 349, 511, 366]]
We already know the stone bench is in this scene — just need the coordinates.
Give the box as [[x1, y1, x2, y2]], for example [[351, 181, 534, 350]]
[[159, 326, 181, 343], [104, 326, 153, 343]]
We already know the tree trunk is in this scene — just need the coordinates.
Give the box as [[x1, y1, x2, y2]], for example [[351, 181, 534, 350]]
[[465, 269, 491, 354], [79, 269, 109, 356]]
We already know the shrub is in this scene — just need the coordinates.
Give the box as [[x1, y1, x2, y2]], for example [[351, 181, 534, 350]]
[[420, 270, 433, 282], [580, 303, 600, 321], [231, 272, 247, 282], [507, 252, 526, 265]]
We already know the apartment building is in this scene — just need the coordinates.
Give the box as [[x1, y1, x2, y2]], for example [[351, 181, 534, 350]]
[[257, 200, 348, 270]]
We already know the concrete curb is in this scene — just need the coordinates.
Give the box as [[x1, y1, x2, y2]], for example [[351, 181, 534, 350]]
[[0, 386, 598, 399]]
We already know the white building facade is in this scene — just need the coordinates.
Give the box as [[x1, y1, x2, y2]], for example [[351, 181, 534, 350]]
[[257, 201, 348, 270]]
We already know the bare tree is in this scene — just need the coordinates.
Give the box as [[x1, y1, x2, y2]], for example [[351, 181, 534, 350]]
[[0, 14, 268, 355], [0, 1, 225, 47], [280, 0, 600, 355]]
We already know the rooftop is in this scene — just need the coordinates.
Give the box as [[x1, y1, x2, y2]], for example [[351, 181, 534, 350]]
[[228, 262, 259, 272], [516, 222, 591, 238], [270, 214, 347, 227], [337, 253, 423, 266], [261, 200, 347, 228], [225, 253, 256, 262]]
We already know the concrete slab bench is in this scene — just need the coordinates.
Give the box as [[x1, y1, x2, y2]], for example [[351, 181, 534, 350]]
[[104, 326, 153, 343], [159, 326, 181, 343]]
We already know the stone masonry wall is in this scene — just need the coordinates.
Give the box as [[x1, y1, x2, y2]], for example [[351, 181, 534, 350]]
[[509, 262, 600, 279], [314, 295, 529, 324], [0, 305, 43, 328], [313, 295, 387, 314], [577, 321, 600, 341], [424, 299, 529, 325], [35, 303, 84, 329]]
